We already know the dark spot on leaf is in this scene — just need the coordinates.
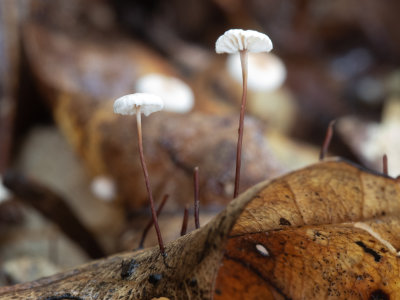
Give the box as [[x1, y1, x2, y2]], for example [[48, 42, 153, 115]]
[[189, 278, 197, 287], [215, 289, 222, 295], [355, 241, 381, 262], [121, 259, 138, 279], [369, 289, 389, 300], [279, 217, 291, 226], [148, 273, 162, 285], [45, 294, 83, 300]]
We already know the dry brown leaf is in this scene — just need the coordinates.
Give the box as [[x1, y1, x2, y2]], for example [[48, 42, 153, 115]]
[[2, 159, 400, 299]]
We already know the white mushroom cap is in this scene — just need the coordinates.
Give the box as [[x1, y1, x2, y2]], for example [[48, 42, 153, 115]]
[[90, 175, 116, 202], [227, 52, 286, 92], [215, 29, 273, 54], [135, 74, 194, 114], [0, 175, 11, 203], [113, 93, 164, 116]]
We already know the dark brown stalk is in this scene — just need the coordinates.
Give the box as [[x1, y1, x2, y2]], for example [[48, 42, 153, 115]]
[[138, 194, 169, 249], [136, 109, 165, 256], [193, 166, 200, 229], [233, 50, 248, 199], [319, 120, 336, 161], [383, 154, 388, 175], [180, 205, 189, 236]]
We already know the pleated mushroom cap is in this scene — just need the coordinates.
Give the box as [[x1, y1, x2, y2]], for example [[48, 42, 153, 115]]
[[113, 93, 164, 116], [215, 29, 273, 54]]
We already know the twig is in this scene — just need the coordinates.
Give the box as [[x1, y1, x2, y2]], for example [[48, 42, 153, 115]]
[[3, 170, 105, 259], [193, 166, 200, 229]]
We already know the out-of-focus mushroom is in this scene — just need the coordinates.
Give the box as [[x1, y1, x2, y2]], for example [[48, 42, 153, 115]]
[[227, 52, 286, 92], [0, 175, 11, 203], [135, 74, 194, 114], [226, 51, 296, 132], [90, 175, 116, 202], [337, 98, 400, 177]]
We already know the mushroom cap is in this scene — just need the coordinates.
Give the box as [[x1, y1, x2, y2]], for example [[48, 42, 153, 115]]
[[215, 29, 273, 54], [0, 175, 11, 203], [227, 52, 286, 92], [135, 74, 194, 114], [113, 93, 164, 116]]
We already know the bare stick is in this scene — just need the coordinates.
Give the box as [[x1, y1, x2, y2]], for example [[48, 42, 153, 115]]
[[3, 171, 105, 258], [193, 166, 200, 229], [138, 194, 169, 249], [319, 120, 336, 161], [383, 154, 388, 175], [233, 50, 248, 199], [136, 109, 165, 256], [180, 205, 189, 236]]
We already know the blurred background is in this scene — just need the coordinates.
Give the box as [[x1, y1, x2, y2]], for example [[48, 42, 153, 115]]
[[1, 0, 399, 286]]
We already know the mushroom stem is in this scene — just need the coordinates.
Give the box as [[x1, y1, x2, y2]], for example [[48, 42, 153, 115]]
[[233, 50, 248, 199], [138, 194, 169, 249], [383, 154, 388, 175], [135, 108, 165, 256], [193, 166, 200, 229], [180, 205, 189, 236], [319, 120, 336, 161]]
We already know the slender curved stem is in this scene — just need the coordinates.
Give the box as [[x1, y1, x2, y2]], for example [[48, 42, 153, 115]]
[[319, 120, 336, 161], [138, 194, 169, 249], [180, 205, 189, 236], [233, 50, 248, 199], [136, 108, 165, 255]]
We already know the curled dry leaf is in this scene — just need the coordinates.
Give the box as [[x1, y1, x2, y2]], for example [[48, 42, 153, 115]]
[[2, 159, 400, 299]]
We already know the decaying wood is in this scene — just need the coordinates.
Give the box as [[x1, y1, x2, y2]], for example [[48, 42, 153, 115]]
[[0, 0, 19, 173], [2, 159, 400, 299]]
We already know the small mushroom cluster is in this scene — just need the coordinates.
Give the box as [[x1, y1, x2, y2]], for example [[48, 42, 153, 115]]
[[113, 28, 274, 256]]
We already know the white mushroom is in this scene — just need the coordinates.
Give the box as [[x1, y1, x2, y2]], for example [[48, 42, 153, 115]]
[[135, 74, 194, 113], [0, 175, 11, 203], [90, 175, 116, 202], [215, 29, 272, 54], [113, 93, 163, 116], [215, 29, 273, 198], [227, 52, 286, 92], [114, 92, 165, 255]]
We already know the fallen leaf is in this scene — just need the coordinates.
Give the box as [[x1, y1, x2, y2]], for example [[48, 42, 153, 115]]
[[2, 159, 400, 299]]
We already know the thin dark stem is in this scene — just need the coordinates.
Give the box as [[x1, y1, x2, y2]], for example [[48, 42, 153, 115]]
[[383, 154, 388, 175], [138, 194, 169, 249], [233, 50, 248, 199], [319, 120, 336, 161], [180, 205, 189, 236], [193, 166, 200, 229], [136, 109, 165, 256]]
